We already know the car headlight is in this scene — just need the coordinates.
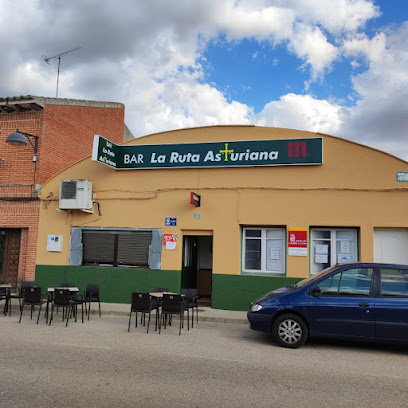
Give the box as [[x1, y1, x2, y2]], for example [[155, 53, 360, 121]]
[[251, 303, 263, 312]]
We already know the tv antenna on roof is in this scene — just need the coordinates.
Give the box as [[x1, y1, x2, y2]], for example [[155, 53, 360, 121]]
[[42, 45, 82, 98]]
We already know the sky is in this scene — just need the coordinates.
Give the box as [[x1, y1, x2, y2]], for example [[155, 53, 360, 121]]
[[1, 0, 408, 161]]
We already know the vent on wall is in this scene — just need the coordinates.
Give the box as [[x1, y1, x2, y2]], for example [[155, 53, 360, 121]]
[[59, 179, 93, 212]]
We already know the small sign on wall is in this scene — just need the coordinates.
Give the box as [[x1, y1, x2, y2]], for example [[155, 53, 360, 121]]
[[288, 229, 307, 256], [165, 217, 177, 226], [163, 233, 178, 250], [46, 235, 63, 252]]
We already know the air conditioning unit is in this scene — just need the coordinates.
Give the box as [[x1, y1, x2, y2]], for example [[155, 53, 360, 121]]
[[59, 179, 93, 212]]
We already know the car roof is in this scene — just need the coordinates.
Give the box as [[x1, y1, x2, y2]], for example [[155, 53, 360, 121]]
[[334, 262, 408, 268]]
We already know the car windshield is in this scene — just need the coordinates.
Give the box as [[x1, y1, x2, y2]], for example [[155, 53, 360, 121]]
[[290, 265, 339, 288]]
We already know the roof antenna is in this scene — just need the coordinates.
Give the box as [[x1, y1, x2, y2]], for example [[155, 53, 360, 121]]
[[42, 45, 82, 98]]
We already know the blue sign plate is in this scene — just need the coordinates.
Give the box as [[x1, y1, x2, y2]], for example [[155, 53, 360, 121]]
[[165, 217, 177, 226]]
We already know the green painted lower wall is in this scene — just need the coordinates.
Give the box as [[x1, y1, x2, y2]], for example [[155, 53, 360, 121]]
[[35, 265, 299, 310], [212, 274, 300, 311], [35, 265, 181, 304]]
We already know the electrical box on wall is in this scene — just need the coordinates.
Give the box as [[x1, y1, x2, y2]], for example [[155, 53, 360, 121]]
[[59, 179, 93, 212], [47, 235, 63, 252]]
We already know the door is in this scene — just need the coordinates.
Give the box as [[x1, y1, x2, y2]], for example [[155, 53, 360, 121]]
[[0, 229, 21, 290], [374, 266, 408, 340], [182, 236, 198, 289], [182, 235, 213, 302], [307, 267, 375, 338], [374, 229, 408, 264]]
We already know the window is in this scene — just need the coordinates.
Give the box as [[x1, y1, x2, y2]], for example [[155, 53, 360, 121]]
[[243, 228, 285, 274], [380, 268, 408, 297], [318, 268, 373, 296], [311, 228, 358, 274], [82, 230, 153, 267]]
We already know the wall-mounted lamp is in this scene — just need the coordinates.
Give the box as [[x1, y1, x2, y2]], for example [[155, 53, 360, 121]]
[[6, 129, 39, 153]]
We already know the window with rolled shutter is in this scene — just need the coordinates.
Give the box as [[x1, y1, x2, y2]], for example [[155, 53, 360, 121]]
[[82, 230, 152, 267], [117, 231, 152, 266]]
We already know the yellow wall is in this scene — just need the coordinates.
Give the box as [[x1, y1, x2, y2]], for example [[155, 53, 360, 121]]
[[37, 126, 408, 278]]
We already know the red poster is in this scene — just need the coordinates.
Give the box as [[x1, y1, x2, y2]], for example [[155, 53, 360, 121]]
[[288, 230, 307, 247], [163, 234, 175, 244]]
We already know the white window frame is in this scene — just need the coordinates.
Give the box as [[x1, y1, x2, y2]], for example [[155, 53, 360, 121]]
[[242, 227, 286, 275], [310, 228, 358, 274]]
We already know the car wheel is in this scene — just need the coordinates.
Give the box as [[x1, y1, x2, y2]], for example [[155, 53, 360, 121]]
[[272, 313, 308, 348]]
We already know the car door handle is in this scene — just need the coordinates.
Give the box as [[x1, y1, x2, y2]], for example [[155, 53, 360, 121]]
[[359, 302, 370, 307]]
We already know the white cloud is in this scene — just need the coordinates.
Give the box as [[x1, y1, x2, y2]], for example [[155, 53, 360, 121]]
[[290, 24, 339, 79], [123, 71, 253, 136], [339, 23, 408, 160], [343, 32, 387, 64], [287, 0, 380, 32], [256, 93, 344, 134]]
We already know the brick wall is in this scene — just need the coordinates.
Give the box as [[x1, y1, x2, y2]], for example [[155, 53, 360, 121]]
[[0, 102, 125, 282], [39, 104, 124, 183]]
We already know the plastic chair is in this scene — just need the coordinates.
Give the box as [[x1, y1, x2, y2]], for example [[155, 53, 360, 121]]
[[0, 286, 9, 316], [159, 294, 189, 335], [18, 287, 45, 324], [128, 292, 159, 333], [150, 287, 168, 309], [7, 281, 35, 316], [49, 289, 74, 327], [84, 284, 101, 320], [181, 288, 199, 328]]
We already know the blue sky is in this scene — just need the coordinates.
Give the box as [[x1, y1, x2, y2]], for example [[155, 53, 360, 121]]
[[1, 0, 407, 160]]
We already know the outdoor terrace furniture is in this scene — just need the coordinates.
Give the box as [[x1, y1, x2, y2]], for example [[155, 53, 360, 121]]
[[150, 287, 168, 309], [84, 284, 101, 320], [0, 285, 10, 316], [45, 287, 80, 322], [159, 294, 189, 335], [181, 288, 199, 328], [18, 287, 45, 324], [48, 288, 83, 327], [128, 292, 159, 333], [7, 281, 35, 316]]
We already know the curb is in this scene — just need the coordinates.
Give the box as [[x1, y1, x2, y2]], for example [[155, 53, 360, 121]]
[[3, 304, 249, 325]]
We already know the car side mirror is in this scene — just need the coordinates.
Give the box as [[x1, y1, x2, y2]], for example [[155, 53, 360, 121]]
[[312, 286, 322, 297]]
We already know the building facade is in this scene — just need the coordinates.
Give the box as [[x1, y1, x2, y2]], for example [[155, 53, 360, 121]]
[[35, 125, 408, 310], [0, 96, 128, 288]]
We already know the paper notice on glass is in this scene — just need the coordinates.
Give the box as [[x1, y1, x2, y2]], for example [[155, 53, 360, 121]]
[[315, 254, 328, 263], [315, 244, 329, 254], [338, 254, 351, 263], [271, 248, 280, 260], [341, 241, 350, 253], [166, 241, 177, 250]]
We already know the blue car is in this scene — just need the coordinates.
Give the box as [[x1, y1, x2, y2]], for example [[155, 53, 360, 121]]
[[247, 263, 408, 348]]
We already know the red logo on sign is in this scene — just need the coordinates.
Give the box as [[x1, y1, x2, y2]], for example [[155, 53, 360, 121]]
[[288, 230, 307, 248], [288, 142, 308, 158]]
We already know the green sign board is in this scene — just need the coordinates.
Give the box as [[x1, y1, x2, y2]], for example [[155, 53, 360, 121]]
[[92, 135, 323, 170], [397, 172, 408, 182]]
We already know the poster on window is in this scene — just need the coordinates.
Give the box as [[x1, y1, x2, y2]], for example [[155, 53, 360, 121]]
[[315, 254, 328, 263], [270, 247, 280, 260], [288, 229, 307, 256]]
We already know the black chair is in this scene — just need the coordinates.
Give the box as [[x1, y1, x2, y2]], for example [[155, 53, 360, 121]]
[[70, 292, 85, 324], [18, 287, 45, 324], [128, 292, 159, 333], [181, 288, 199, 328], [150, 287, 168, 308], [0, 286, 9, 316], [159, 294, 189, 335], [49, 289, 74, 327], [84, 284, 101, 320], [7, 281, 35, 316]]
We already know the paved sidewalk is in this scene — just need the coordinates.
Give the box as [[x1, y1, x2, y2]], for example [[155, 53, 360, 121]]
[[96, 302, 248, 324]]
